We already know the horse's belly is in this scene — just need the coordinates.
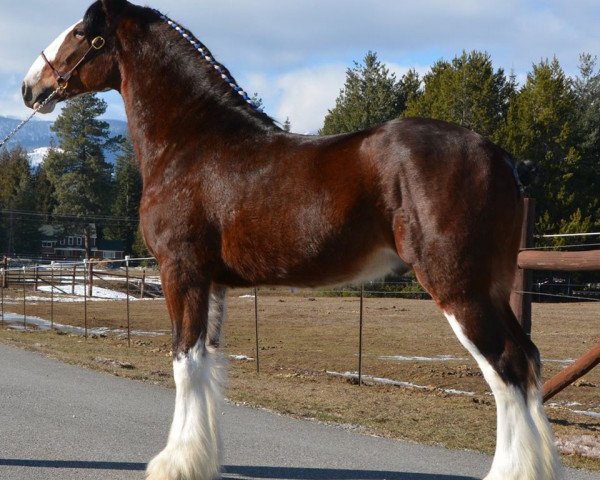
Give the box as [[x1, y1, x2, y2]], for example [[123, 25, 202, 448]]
[[342, 247, 409, 285], [297, 247, 409, 288]]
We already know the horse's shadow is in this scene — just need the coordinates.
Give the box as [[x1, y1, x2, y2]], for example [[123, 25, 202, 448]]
[[222, 465, 478, 480], [0, 459, 478, 479]]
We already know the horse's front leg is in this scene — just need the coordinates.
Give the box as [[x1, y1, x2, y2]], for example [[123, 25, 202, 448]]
[[147, 273, 226, 480]]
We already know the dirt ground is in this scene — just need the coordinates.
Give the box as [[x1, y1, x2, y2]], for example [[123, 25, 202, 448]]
[[0, 285, 598, 470]]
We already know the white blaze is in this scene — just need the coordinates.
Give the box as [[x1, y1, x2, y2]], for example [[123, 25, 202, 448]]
[[23, 21, 81, 87]]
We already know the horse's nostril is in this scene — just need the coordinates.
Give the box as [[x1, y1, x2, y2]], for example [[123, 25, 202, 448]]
[[22, 82, 33, 102]]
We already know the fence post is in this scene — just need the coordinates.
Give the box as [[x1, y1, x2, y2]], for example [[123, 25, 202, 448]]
[[125, 256, 131, 347], [22, 266, 26, 329], [0, 268, 4, 326], [358, 283, 364, 386], [510, 198, 535, 334], [254, 287, 260, 374], [88, 260, 94, 298], [2, 257, 7, 288], [34, 265, 39, 292], [50, 262, 54, 329], [83, 260, 88, 339], [140, 268, 146, 299], [72, 265, 76, 294]]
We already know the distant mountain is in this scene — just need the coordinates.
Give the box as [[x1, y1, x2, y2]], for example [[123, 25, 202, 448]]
[[0, 116, 129, 166]]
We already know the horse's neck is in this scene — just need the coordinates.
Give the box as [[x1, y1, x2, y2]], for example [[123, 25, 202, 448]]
[[117, 31, 274, 177]]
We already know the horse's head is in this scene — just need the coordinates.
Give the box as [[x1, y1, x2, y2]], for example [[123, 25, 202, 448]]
[[22, 0, 127, 113]]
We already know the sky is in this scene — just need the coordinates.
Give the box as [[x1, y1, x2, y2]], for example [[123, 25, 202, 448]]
[[1, 0, 599, 133]]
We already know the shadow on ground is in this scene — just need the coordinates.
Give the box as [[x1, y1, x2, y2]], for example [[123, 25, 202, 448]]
[[0, 459, 479, 479], [0, 458, 145, 470], [223, 465, 478, 480]]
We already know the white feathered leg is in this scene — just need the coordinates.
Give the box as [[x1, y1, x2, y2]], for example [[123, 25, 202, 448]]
[[444, 312, 562, 480], [147, 341, 225, 480]]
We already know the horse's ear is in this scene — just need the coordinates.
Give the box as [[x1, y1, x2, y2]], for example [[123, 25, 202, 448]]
[[84, 0, 128, 39], [100, 0, 128, 19]]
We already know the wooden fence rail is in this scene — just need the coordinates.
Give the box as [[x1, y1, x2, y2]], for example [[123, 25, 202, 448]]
[[510, 198, 600, 403]]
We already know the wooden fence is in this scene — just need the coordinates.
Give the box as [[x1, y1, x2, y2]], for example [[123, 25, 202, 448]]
[[509, 198, 600, 403], [0, 257, 160, 347]]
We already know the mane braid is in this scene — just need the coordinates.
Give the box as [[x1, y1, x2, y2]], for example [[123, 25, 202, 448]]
[[153, 10, 267, 117]]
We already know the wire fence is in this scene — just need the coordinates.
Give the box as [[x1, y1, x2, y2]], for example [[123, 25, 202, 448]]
[[0, 256, 161, 346], [0, 254, 598, 415], [1, 253, 598, 359]]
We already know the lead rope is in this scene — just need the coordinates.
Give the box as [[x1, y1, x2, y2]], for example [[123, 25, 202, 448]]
[[0, 86, 63, 149]]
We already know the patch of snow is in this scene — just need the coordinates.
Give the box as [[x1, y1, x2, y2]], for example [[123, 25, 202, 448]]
[[542, 358, 575, 364], [572, 410, 600, 419], [556, 434, 600, 459], [239, 294, 255, 299], [27, 146, 59, 168], [2, 312, 167, 337], [379, 354, 466, 362], [326, 370, 475, 397], [229, 354, 255, 361], [38, 284, 136, 300]]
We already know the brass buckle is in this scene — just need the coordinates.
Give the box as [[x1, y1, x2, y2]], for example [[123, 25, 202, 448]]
[[57, 79, 69, 92], [91, 36, 106, 50]]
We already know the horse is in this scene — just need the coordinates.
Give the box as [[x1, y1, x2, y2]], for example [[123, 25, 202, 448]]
[[22, 1, 562, 479]]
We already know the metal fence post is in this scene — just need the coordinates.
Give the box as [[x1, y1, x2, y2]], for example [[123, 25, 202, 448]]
[[83, 260, 88, 339], [358, 283, 364, 386], [125, 256, 131, 347], [0, 268, 4, 326], [50, 262, 54, 329], [22, 266, 26, 329], [2, 257, 7, 288], [88, 260, 94, 298], [254, 287, 260, 374]]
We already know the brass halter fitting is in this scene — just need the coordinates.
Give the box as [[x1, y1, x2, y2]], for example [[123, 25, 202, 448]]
[[41, 35, 107, 90], [91, 36, 106, 50]]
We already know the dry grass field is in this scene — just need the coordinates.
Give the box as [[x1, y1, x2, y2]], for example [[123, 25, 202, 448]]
[[0, 285, 598, 471]]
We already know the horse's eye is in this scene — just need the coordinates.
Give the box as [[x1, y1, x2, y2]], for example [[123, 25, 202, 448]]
[[74, 29, 85, 39]]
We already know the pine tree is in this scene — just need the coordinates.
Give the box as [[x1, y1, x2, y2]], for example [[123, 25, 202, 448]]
[[44, 93, 115, 258], [404, 50, 514, 141], [504, 57, 583, 237], [572, 53, 600, 230], [32, 164, 55, 222], [132, 226, 150, 259], [0, 147, 39, 255], [283, 117, 292, 132], [320, 51, 406, 135], [104, 136, 142, 254]]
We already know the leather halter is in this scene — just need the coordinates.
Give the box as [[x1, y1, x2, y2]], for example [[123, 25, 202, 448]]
[[41, 36, 106, 89]]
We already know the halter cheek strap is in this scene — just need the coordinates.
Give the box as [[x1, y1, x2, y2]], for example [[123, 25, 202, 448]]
[[41, 36, 106, 89]]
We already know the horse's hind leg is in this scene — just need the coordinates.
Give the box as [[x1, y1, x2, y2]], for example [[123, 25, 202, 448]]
[[147, 273, 226, 480], [441, 299, 561, 479]]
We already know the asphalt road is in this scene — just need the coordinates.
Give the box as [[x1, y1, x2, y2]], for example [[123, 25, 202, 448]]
[[0, 343, 596, 480]]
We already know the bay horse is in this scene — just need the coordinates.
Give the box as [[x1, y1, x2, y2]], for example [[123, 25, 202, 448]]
[[22, 1, 562, 479]]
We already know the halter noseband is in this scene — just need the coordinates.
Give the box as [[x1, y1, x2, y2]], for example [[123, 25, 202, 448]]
[[41, 36, 106, 90]]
